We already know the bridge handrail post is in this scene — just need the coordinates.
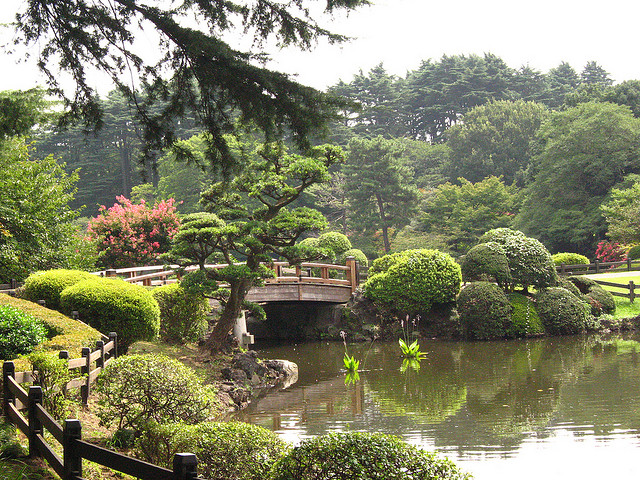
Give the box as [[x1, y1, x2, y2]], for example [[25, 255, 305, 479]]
[[346, 256, 358, 293]]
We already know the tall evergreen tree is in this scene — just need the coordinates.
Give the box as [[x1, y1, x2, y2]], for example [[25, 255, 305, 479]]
[[12, 0, 368, 171]]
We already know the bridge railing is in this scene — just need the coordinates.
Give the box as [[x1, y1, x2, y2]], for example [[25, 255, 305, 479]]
[[94, 257, 360, 292]]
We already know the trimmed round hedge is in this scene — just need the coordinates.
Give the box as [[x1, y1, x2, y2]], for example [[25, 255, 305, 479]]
[[0, 305, 47, 360], [317, 232, 352, 258], [479, 228, 557, 290], [457, 282, 512, 340], [22, 269, 97, 311], [364, 249, 461, 315], [270, 432, 469, 480], [95, 354, 217, 432], [552, 252, 590, 266], [338, 248, 369, 268], [152, 283, 209, 344], [136, 421, 288, 480], [565, 276, 615, 316], [536, 287, 591, 335], [60, 279, 160, 351], [460, 242, 511, 287]]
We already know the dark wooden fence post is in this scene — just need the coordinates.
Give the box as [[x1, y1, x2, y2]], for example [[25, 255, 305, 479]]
[[630, 281, 636, 303], [173, 453, 198, 480], [3, 361, 15, 418], [595, 259, 600, 274], [63, 419, 82, 480], [81, 347, 91, 405], [28, 386, 43, 458], [109, 332, 118, 359], [96, 340, 105, 369]]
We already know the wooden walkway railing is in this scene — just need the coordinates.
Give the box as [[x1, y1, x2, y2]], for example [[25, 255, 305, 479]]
[[95, 257, 361, 298]]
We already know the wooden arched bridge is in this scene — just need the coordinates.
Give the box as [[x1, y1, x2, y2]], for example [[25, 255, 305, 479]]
[[95, 257, 361, 304]]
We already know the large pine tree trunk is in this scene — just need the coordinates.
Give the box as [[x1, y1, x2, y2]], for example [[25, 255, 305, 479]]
[[204, 279, 252, 352]]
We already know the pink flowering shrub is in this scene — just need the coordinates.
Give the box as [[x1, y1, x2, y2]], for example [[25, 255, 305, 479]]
[[88, 196, 180, 268], [595, 240, 626, 263]]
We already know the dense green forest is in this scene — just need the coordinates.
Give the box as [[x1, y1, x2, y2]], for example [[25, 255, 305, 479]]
[[21, 53, 640, 260]]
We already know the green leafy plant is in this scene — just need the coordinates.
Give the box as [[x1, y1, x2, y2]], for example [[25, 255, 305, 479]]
[[135, 421, 289, 480], [269, 431, 470, 480], [552, 252, 590, 266], [60, 278, 160, 351], [0, 305, 47, 360], [457, 282, 513, 340], [28, 352, 71, 420], [21, 269, 97, 312], [152, 283, 210, 344], [340, 331, 359, 373], [399, 315, 427, 360], [94, 354, 218, 433], [536, 287, 592, 335]]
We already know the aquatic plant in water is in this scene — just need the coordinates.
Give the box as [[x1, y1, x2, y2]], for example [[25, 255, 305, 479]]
[[399, 315, 427, 360], [341, 331, 360, 373]]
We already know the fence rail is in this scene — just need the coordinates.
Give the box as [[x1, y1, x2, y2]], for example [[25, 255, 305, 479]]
[[3, 356, 204, 480], [557, 258, 640, 275], [593, 279, 637, 303]]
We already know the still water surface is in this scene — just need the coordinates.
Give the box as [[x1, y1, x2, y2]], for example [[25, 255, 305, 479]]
[[237, 334, 640, 480]]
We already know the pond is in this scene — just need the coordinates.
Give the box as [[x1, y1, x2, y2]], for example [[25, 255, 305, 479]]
[[237, 334, 640, 480]]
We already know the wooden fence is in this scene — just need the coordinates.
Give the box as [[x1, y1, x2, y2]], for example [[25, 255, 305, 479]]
[[556, 258, 640, 275], [593, 279, 637, 303], [2, 338, 205, 480]]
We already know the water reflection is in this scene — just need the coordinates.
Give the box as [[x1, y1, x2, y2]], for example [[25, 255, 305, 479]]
[[238, 334, 640, 479]]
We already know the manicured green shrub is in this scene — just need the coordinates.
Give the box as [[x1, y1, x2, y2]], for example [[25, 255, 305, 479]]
[[338, 248, 369, 268], [536, 287, 591, 335], [368, 251, 406, 276], [136, 421, 288, 480], [507, 293, 544, 337], [152, 283, 209, 344], [457, 282, 512, 340], [95, 354, 218, 432], [270, 432, 469, 480], [364, 249, 461, 315], [552, 252, 590, 266], [565, 276, 616, 316], [28, 352, 71, 420], [460, 242, 511, 288], [60, 278, 160, 351], [317, 232, 352, 258], [479, 228, 557, 290], [557, 277, 583, 298], [0, 305, 47, 360], [627, 245, 640, 260], [0, 294, 102, 371], [22, 269, 97, 312]]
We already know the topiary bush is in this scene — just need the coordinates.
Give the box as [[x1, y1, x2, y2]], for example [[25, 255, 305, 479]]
[[136, 421, 288, 480], [552, 252, 590, 266], [565, 276, 616, 316], [338, 248, 369, 267], [60, 278, 160, 351], [95, 354, 218, 433], [364, 249, 461, 316], [317, 232, 352, 259], [557, 277, 583, 298], [460, 242, 511, 288], [269, 431, 470, 480], [28, 351, 71, 420], [21, 269, 98, 312], [457, 282, 512, 340], [367, 251, 406, 276], [627, 245, 640, 261], [0, 305, 48, 360], [536, 287, 591, 335], [507, 293, 544, 337], [152, 283, 209, 344], [479, 228, 557, 291]]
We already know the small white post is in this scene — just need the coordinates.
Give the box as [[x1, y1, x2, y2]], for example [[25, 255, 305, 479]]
[[233, 311, 255, 349]]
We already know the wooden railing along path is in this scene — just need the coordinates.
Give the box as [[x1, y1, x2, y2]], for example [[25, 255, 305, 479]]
[[2, 336, 205, 480], [95, 258, 361, 303], [556, 258, 640, 276]]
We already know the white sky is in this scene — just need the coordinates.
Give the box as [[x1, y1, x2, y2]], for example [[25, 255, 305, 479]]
[[1, 0, 640, 93]]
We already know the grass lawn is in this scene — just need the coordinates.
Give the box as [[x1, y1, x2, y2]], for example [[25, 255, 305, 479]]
[[613, 297, 640, 319]]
